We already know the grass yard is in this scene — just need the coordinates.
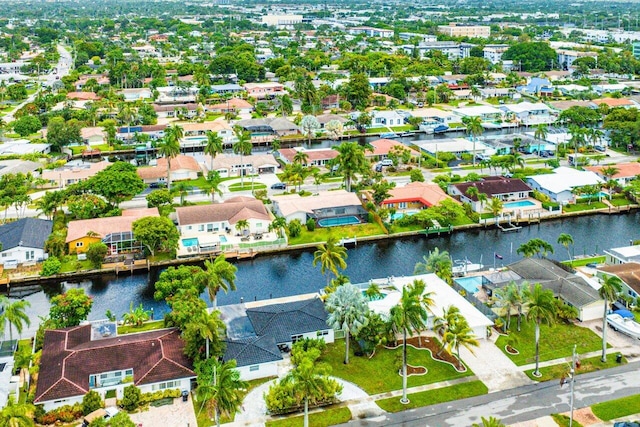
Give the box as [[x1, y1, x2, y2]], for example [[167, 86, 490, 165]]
[[266, 406, 352, 427], [59, 257, 93, 273], [376, 380, 488, 412], [228, 182, 267, 192], [288, 222, 386, 246], [322, 340, 473, 395], [562, 202, 608, 212], [591, 394, 640, 421], [609, 197, 635, 207], [118, 320, 165, 335], [495, 320, 603, 366], [523, 353, 625, 381], [562, 255, 606, 267], [551, 414, 584, 427]]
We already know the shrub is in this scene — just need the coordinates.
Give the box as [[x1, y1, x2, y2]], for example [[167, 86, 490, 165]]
[[41, 256, 62, 276], [86, 242, 108, 269], [82, 390, 103, 415], [306, 218, 316, 231], [287, 219, 302, 238], [410, 168, 425, 182], [120, 385, 141, 411], [36, 403, 83, 425]]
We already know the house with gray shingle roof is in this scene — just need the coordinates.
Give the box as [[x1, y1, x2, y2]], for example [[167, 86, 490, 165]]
[[488, 258, 603, 321], [220, 297, 333, 380], [0, 218, 52, 266]]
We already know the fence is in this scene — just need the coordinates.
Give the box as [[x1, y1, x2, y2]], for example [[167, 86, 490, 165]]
[[451, 280, 497, 320]]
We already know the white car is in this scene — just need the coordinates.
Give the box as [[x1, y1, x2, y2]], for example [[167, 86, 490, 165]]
[[379, 159, 393, 167]]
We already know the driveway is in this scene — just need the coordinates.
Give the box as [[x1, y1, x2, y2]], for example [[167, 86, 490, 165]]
[[128, 396, 197, 427]]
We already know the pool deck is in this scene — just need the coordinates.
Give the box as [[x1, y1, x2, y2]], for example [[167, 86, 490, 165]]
[[176, 230, 285, 258]]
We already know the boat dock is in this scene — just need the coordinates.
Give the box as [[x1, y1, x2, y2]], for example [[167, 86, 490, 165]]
[[423, 220, 453, 236]]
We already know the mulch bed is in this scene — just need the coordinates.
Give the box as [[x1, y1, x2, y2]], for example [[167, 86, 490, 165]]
[[391, 337, 464, 369]]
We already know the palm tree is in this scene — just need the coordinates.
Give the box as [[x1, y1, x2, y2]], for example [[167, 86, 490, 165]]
[[232, 126, 253, 186], [121, 302, 150, 328], [234, 219, 249, 236], [334, 142, 368, 192], [598, 275, 622, 362], [492, 283, 518, 331], [434, 305, 462, 343], [325, 283, 370, 364], [463, 116, 483, 167], [441, 314, 479, 370], [0, 397, 35, 427], [526, 283, 557, 377], [191, 309, 225, 359], [413, 247, 453, 285], [293, 150, 310, 166], [390, 279, 432, 404], [196, 255, 238, 309], [0, 297, 30, 341], [268, 216, 287, 239], [205, 131, 224, 172], [196, 359, 248, 427], [203, 171, 223, 203], [288, 357, 329, 427], [557, 233, 574, 265], [158, 125, 182, 191], [488, 197, 503, 218], [312, 236, 348, 289], [534, 123, 548, 142]]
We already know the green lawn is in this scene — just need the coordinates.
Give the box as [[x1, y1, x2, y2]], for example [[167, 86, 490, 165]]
[[591, 394, 640, 421], [322, 339, 473, 395], [551, 413, 584, 427], [69, 144, 112, 155], [376, 380, 488, 412], [118, 320, 165, 335], [609, 197, 635, 207], [266, 406, 352, 427], [288, 222, 387, 246], [523, 353, 625, 381], [495, 320, 603, 366], [59, 257, 93, 273], [228, 182, 267, 192], [562, 255, 605, 267], [562, 202, 608, 212]]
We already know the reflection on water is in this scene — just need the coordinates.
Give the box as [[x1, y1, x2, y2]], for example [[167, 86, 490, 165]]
[[18, 212, 640, 323]]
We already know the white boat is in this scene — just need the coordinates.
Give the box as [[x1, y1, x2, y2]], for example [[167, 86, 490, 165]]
[[452, 258, 483, 276], [606, 313, 640, 340]]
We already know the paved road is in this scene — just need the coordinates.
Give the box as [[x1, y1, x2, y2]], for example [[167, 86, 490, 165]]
[[339, 360, 640, 426]]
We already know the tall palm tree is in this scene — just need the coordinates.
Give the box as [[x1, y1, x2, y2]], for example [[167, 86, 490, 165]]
[[463, 116, 484, 167], [598, 275, 622, 362], [196, 255, 238, 309], [205, 131, 224, 172], [158, 125, 182, 191], [488, 197, 503, 219], [0, 397, 35, 427], [492, 283, 519, 331], [191, 309, 225, 359], [312, 236, 348, 289], [232, 126, 253, 186], [441, 314, 479, 370], [325, 283, 370, 364], [268, 216, 287, 239], [196, 359, 248, 427], [288, 357, 329, 427], [203, 171, 223, 203], [525, 283, 556, 377], [390, 279, 432, 404], [413, 247, 453, 284], [557, 233, 574, 265], [0, 297, 30, 341], [293, 150, 310, 166], [434, 305, 462, 344], [534, 123, 548, 142], [334, 142, 368, 192]]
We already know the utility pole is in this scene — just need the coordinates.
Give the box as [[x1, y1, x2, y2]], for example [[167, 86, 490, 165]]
[[569, 344, 577, 427]]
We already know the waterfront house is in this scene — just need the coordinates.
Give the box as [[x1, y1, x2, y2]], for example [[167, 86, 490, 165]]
[[66, 208, 160, 255], [137, 155, 201, 186], [220, 296, 333, 381], [208, 153, 279, 177], [117, 124, 166, 142], [366, 138, 420, 162], [369, 110, 405, 127], [591, 97, 635, 109], [585, 162, 640, 186], [153, 103, 199, 119], [486, 258, 603, 322], [66, 91, 101, 101], [453, 105, 504, 122], [498, 102, 554, 125], [276, 147, 338, 167], [596, 262, 640, 300], [206, 98, 254, 115], [179, 121, 235, 147], [0, 218, 52, 267], [603, 243, 640, 265], [80, 127, 107, 146], [34, 324, 194, 411], [380, 182, 458, 213], [414, 138, 496, 159], [448, 177, 533, 212], [272, 190, 366, 225], [236, 117, 299, 138], [209, 83, 244, 96], [316, 113, 348, 129], [526, 166, 604, 204], [117, 88, 152, 102], [42, 160, 110, 189]]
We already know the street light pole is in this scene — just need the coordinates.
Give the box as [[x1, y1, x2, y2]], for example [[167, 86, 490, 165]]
[[569, 344, 577, 427]]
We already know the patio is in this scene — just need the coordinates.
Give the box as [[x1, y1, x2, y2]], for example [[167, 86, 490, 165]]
[[176, 231, 285, 258]]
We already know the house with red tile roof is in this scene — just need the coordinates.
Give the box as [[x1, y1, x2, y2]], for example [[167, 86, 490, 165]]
[[206, 98, 254, 114], [137, 155, 201, 185], [34, 324, 195, 411], [585, 162, 640, 186], [591, 97, 636, 109], [41, 160, 111, 189], [448, 176, 533, 212], [366, 138, 419, 161], [66, 91, 101, 101], [380, 182, 459, 213], [277, 147, 338, 167]]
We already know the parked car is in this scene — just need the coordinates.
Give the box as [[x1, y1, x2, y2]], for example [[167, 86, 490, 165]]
[[379, 159, 394, 167], [271, 182, 286, 190], [594, 145, 606, 152], [375, 163, 383, 172]]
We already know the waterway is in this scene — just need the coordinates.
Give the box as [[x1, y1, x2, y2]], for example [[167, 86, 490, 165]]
[[18, 212, 640, 324]]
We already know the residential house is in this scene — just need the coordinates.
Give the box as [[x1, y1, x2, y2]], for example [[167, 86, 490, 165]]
[[179, 121, 235, 147], [498, 102, 554, 125], [321, 94, 340, 110], [277, 147, 338, 168], [220, 297, 333, 381], [485, 258, 603, 322], [0, 218, 52, 266], [453, 105, 504, 122], [0, 159, 41, 178], [209, 153, 279, 177], [206, 98, 254, 115], [80, 127, 106, 146], [604, 243, 640, 265], [596, 262, 640, 300], [137, 155, 201, 185], [415, 138, 496, 159], [156, 86, 198, 103], [585, 162, 640, 186], [526, 166, 604, 204], [517, 77, 553, 97], [66, 92, 101, 101], [74, 74, 110, 91], [236, 117, 299, 138], [209, 83, 244, 95], [42, 160, 110, 189], [316, 113, 348, 129], [448, 177, 533, 212], [34, 324, 194, 411], [271, 190, 366, 224], [117, 124, 166, 142], [366, 139, 419, 162], [153, 103, 199, 119], [591, 97, 635, 109], [243, 82, 285, 99], [548, 100, 595, 113], [118, 88, 152, 102], [380, 182, 458, 213], [66, 208, 160, 255], [370, 110, 405, 127], [410, 108, 460, 126]]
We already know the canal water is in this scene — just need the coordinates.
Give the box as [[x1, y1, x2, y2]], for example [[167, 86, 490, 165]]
[[18, 212, 640, 323]]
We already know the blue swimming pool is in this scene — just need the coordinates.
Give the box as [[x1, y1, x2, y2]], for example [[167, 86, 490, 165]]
[[454, 276, 484, 294], [391, 210, 419, 221], [182, 238, 199, 247], [503, 200, 536, 209], [220, 235, 227, 243], [317, 216, 361, 227]]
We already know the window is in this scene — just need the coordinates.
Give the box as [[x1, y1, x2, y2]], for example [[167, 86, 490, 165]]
[[335, 208, 346, 215], [152, 380, 178, 391], [291, 334, 304, 343], [76, 242, 84, 248], [207, 224, 213, 232], [399, 202, 407, 209], [317, 330, 329, 337], [198, 225, 204, 232], [250, 365, 260, 372], [26, 251, 34, 260]]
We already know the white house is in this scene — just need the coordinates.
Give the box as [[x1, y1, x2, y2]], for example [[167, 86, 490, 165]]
[[0, 218, 52, 267], [453, 105, 504, 122], [526, 166, 604, 204], [499, 102, 554, 125]]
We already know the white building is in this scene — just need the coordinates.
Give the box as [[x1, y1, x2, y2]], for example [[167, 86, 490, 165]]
[[526, 166, 604, 204]]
